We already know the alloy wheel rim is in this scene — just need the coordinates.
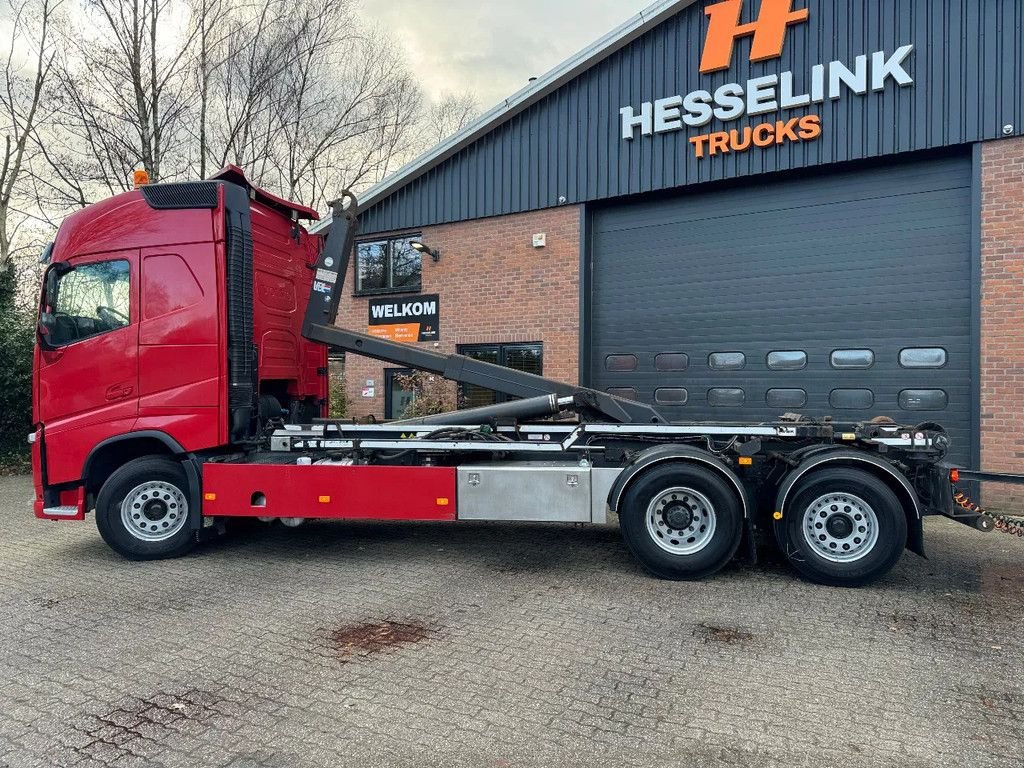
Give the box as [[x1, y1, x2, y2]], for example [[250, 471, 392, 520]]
[[645, 486, 717, 555], [120, 481, 188, 542], [801, 492, 879, 563]]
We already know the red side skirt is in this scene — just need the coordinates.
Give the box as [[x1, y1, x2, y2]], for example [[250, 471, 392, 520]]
[[202, 464, 457, 521]]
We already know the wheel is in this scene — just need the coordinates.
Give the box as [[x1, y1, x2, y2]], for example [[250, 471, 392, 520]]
[[618, 463, 744, 580], [779, 467, 907, 587], [95, 457, 196, 560]]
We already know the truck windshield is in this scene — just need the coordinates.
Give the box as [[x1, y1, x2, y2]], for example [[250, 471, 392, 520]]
[[45, 260, 131, 345]]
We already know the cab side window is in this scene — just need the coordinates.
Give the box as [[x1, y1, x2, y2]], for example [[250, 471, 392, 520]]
[[50, 260, 131, 345]]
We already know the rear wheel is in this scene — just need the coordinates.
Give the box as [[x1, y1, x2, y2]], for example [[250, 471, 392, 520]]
[[95, 457, 196, 560], [619, 464, 744, 580], [780, 467, 907, 587]]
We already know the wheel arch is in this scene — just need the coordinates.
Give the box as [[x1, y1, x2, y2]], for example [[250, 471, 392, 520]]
[[608, 445, 752, 520], [774, 450, 924, 557], [82, 432, 203, 531]]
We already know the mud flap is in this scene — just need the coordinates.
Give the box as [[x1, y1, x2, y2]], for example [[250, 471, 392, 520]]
[[907, 515, 926, 558]]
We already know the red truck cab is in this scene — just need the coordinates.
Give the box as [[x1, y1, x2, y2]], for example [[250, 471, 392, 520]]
[[32, 167, 326, 521]]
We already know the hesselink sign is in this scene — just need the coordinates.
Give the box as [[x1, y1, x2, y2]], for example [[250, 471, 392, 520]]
[[619, 0, 914, 158]]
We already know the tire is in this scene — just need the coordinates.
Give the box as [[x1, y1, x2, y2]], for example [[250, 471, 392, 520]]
[[619, 463, 744, 581], [259, 394, 284, 430], [95, 457, 196, 560], [779, 467, 907, 587]]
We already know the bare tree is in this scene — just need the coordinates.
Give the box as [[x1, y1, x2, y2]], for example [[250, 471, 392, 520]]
[[188, 0, 229, 178], [425, 91, 479, 146], [0, 0, 60, 271], [197, 0, 295, 178], [264, 1, 423, 209], [22, 0, 428, 227], [39, 0, 198, 204]]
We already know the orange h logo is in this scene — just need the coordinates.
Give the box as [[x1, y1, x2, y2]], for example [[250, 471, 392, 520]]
[[700, 0, 809, 74]]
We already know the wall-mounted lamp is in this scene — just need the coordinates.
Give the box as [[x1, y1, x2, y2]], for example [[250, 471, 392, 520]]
[[409, 240, 441, 262]]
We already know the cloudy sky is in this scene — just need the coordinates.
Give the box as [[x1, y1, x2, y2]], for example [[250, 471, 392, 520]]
[[362, 0, 654, 108]]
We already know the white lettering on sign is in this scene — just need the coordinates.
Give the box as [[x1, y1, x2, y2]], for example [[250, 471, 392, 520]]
[[619, 102, 653, 140], [619, 46, 914, 140], [872, 45, 914, 90], [370, 300, 438, 320]]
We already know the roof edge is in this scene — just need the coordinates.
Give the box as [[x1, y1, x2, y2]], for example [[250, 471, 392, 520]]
[[310, 0, 696, 233]]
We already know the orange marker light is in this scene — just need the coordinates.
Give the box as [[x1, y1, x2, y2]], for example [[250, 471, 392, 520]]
[[949, 469, 960, 484], [133, 169, 150, 188], [203, 492, 217, 501], [436, 497, 450, 506], [318, 495, 331, 503], [738, 457, 753, 466]]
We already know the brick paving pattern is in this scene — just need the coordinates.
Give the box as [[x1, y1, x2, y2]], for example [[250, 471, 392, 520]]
[[1, 475, 1022, 767]]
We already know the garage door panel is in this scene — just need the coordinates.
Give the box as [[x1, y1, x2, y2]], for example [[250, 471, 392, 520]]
[[589, 155, 974, 464], [595, 176, 973, 234], [599, 239, 972, 291], [598, 194, 972, 244]]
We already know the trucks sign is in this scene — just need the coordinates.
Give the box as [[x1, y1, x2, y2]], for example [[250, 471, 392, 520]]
[[368, 294, 440, 343], [618, 0, 915, 159]]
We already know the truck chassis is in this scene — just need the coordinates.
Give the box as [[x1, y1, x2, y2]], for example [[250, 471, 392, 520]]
[[35, 183, 1017, 586]]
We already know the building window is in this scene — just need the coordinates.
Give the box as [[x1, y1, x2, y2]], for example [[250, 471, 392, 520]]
[[457, 342, 543, 408], [605, 354, 637, 372], [767, 351, 807, 371], [709, 352, 746, 370], [708, 388, 745, 407], [900, 348, 947, 369], [655, 353, 688, 372], [766, 388, 807, 408], [356, 235, 421, 294], [830, 389, 874, 409], [655, 387, 688, 405], [899, 389, 948, 411], [385, 368, 416, 419], [830, 349, 874, 369]]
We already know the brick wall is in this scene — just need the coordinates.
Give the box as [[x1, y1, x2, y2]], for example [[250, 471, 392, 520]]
[[337, 206, 581, 419], [980, 136, 1024, 508]]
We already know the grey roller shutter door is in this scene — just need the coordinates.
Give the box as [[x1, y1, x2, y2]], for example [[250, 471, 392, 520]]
[[588, 154, 973, 464]]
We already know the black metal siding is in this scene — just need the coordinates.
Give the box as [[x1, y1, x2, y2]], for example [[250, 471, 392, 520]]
[[587, 153, 974, 464], [361, 0, 1022, 234]]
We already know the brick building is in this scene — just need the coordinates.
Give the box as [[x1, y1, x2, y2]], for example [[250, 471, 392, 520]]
[[318, 0, 1024, 502]]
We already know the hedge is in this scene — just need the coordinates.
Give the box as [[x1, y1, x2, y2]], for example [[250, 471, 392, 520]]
[[0, 266, 34, 459]]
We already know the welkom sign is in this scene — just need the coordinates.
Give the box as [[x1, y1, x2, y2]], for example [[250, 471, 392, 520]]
[[619, 0, 915, 158]]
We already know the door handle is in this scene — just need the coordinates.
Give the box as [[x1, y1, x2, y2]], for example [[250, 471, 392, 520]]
[[105, 383, 134, 401]]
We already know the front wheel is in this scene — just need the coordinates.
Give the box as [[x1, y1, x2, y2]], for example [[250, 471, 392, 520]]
[[779, 467, 907, 587], [95, 457, 196, 560], [618, 463, 744, 580]]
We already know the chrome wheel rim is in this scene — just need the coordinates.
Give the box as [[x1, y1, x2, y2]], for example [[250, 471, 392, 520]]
[[801, 492, 879, 563], [645, 487, 717, 555], [120, 481, 188, 542]]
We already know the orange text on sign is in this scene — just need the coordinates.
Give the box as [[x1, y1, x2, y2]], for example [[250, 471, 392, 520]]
[[688, 114, 821, 158], [700, 0, 810, 74], [368, 324, 421, 343]]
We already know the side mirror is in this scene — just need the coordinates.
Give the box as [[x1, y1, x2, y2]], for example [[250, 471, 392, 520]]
[[37, 312, 56, 348], [42, 262, 70, 308]]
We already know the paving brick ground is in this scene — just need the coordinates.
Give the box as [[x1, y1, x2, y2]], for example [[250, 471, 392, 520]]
[[1, 473, 1022, 768]]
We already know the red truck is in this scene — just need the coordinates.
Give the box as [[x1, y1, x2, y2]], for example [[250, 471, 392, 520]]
[[30, 169, 1008, 586]]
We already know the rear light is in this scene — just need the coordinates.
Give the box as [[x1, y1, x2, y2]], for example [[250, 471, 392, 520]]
[[949, 468, 960, 484]]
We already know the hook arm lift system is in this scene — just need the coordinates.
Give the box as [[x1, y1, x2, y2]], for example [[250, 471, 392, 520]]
[[300, 194, 668, 426]]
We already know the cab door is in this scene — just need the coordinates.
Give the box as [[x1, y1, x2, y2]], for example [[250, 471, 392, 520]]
[[37, 250, 139, 484]]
